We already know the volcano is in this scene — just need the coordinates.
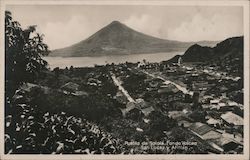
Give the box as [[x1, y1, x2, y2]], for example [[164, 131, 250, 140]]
[[50, 21, 217, 57]]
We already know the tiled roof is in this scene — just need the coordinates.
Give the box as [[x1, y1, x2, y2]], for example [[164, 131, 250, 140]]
[[221, 112, 243, 126], [141, 106, 154, 116], [189, 122, 213, 136], [61, 82, 79, 91]]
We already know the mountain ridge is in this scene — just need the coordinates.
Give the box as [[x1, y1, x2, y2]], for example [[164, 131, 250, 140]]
[[164, 36, 243, 66], [184, 36, 243, 62]]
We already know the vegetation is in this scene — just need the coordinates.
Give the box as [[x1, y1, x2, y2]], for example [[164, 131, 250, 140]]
[[147, 111, 177, 140], [5, 88, 121, 154], [5, 11, 49, 98]]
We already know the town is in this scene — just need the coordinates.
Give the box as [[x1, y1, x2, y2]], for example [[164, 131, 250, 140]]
[[108, 58, 243, 153], [5, 57, 243, 154]]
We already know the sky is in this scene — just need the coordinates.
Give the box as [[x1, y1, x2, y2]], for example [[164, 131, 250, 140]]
[[6, 5, 243, 50]]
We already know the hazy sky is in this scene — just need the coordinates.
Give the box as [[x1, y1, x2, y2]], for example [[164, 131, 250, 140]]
[[6, 5, 243, 50]]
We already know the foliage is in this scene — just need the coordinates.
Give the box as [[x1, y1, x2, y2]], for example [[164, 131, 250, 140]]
[[147, 111, 176, 139], [5, 11, 49, 97], [188, 110, 207, 122], [123, 73, 147, 98], [5, 89, 121, 154], [167, 127, 208, 154]]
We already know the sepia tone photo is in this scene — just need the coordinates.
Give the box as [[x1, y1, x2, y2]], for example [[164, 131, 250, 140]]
[[1, 0, 249, 160]]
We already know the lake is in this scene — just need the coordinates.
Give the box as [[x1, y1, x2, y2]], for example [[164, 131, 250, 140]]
[[44, 52, 182, 69]]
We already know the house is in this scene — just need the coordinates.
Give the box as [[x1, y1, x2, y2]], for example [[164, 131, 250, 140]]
[[202, 104, 212, 109], [218, 103, 227, 107], [60, 82, 79, 92], [87, 78, 101, 84], [210, 99, 220, 105], [189, 122, 222, 141], [168, 111, 185, 119], [201, 95, 213, 104], [141, 106, 154, 116], [115, 91, 127, 104], [135, 98, 147, 109], [158, 84, 179, 94], [192, 81, 214, 91], [178, 120, 192, 127], [121, 102, 136, 117], [228, 101, 239, 107], [168, 111, 193, 122], [219, 86, 228, 92], [158, 84, 183, 102], [126, 108, 143, 120], [189, 122, 224, 152], [71, 91, 88, 97], [172, 102, 192, 111], [137, 61, 146, 68], [210, 136, 242, 153], [158, 88, 176, 95], [21, 83, 50, 94], [207, 110, 222, 119], [143, 118, 150, 123], [218, 105, 235, 112], [20, 83, 39, 92], [136, 127, 144, 132], [221, 112, 243, 126], [206, 117, 221, 126]]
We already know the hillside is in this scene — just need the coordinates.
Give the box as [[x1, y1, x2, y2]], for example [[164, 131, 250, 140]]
[[165, 36, 243, 76], [183, 36, 243, 62], [50, 21, 217, 57]]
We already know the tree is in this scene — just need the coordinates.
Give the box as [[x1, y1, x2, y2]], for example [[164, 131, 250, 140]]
[[5, 11, 50, 98], [147, 111, 176, 139]]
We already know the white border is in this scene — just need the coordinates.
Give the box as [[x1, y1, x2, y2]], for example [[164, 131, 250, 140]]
[[0, 0, 249, 160]]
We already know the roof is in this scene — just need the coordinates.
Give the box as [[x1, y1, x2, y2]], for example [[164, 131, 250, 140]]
[[61, 82, 79, 91], [145, 77, 163, 83], [168, 111, 184, 119], [71, 91, 88, 96], [221, 112, 243, 126], [218, 103, 226, 107], [149, 81, 159, 88], [158, 84, 179, 94], [202, 130, 222, 140], [228, 101, 239, 106], [20, 83, 39, 92], [88, 78, 101, 84], [210, 99, 220, 104], [189, 122, 213, 136], [202, 104, 212, 109], [126, 102, 136, 110], [141, 106, 154, 116], [173, 102, 192, 109], [121, 102, 137, 116], [207, 118, 221, 125], [135, 98, 147, 108], [178, 120, 192, 127], [168, 110, 193, 122], [136, 127, 143, 132], [210, 136, 238, 147], [158, 88, 179, 94]]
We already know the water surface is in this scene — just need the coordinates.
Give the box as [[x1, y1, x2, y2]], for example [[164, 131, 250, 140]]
[[44, 52, 181, 69]]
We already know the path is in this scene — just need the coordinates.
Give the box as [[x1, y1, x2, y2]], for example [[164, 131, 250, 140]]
[[110, 73, 135, 102], [141, 70, 194, 96]]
